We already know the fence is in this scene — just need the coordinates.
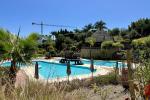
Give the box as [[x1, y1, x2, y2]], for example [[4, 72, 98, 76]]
[[80, 48, 118, 60]]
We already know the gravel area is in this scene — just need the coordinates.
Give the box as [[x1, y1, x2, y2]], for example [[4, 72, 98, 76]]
[[66, 85, 130, 100]]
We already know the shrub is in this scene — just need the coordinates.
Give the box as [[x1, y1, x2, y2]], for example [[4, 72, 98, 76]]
[[59, 51, 65, 57], [112, 42, 124, 49], [49, 50, 57, 57], [0, 67, 9, 78], [145, 36, 150, 47], [134, 50, 150, 98], [132, 39, 146, 49], [101, 41, 124, 50], [132, 35, 150, 49], [93, 72, 118, 85], [101, 41, 114, 49]]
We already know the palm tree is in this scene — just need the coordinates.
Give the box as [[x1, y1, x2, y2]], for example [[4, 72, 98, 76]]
[[108, 28, 120, 41], [82, 24, 94, 32], [94, 20, 107, 31], [0, 29, 13, 61], [85, 37, 96, 59], [5, 28, 38, 83]]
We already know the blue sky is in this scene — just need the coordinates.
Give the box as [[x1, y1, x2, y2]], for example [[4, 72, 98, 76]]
[[0, 0, 150, 37]]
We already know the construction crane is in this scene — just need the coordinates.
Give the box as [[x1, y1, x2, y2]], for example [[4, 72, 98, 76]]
[[32, 21, 77, 35]]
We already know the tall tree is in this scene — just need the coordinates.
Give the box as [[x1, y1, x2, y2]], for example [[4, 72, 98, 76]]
[[108, 28, 120, 41], [0, 29, 13, 61], [27, 32, 40, 40], [82, 23, 94, 32], [94, 20, 107, 31], [128, 29, 140, 39], [120, 29, 129, 39], [109, 28, 120, 36], [128, 18, 150, 37]]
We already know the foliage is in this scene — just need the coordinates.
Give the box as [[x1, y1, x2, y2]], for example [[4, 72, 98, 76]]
[[42, 38, 55, 52], [101, 41, 124, 50], [85, 37, 96, 47], [108, 28, 120, 36], [128, 29, 140, 39], [27, 32, 40, 41], [93, 72, 118, 85], [94, 20, 107, 30], [101, 41, 114, 49], [1, 18, 150, 60], [82, 23, 94, 32], [0, 29, 13, 59], [120, 29, 129, 38], [113, 42, 124, 49], [132, 35, 150, 49], [134, 48, 150, 98], [135, 58, 150, 86], [0, 29, 38, 64], [18, 38, 38, 63], [49, 50, 57, 57], [129, 18, 150, 37], [51, 18, 150, 56], [70, 46, 75, 51]]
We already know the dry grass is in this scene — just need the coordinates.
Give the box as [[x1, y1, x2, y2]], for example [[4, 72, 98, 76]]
[[0, 79, 91, 100], [0, 71, 123, 100]]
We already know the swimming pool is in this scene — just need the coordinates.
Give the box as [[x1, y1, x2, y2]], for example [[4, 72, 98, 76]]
[[82, 59, 123, 67], [33, 61, 92, 79], [0, 61, 93, 79], [0, 59, 123, 79], [0, 61, 25, 67]]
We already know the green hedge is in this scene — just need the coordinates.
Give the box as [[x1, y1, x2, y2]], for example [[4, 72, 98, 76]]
[[132, 35, 150, 49]]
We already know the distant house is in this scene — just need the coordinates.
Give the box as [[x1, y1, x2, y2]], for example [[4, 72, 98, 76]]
[[38, 35, 51, 43], [91, 30, 113, 47], [81, 30, 113, 58]]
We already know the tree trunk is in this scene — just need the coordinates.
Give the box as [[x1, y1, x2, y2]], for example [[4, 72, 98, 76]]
[[127, 49, 136, 100], [115, 61, 119, 82], [91, 72, 93, 80], [90, 45, 91, 59], [68, 75, 69, 83], [9, 60, 17, 84], [35, 62, 39, 79]]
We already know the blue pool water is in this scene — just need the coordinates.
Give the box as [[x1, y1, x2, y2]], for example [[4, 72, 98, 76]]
[[0, 62, 25, 67], [34, 61, 92, 79], [0, 62, 11, 67], [0, 61, 92, 79], [82, 59, 123, 67]]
